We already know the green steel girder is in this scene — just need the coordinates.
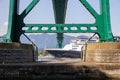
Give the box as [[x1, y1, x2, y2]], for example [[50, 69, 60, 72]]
[[5, 0, 114, 47], [6, 0, 40, 42], [6, 0, 20, 42], [52, 0, 68, 48], [99, 0, 113, 41], [79, 0, 98, 19], [20, 0, 40, 19], [52, 0, 68, 23], [23, 24, 96, 33], [79, 0, 113, 41]]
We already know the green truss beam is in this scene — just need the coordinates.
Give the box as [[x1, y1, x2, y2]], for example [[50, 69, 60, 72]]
[[79, 0, 98, 19], [23, 24, 96, 33], [6, 0, 40, 42], [5, 0, 114, 47], [20, 0, 40, 19], [79, 0, 113, 41]]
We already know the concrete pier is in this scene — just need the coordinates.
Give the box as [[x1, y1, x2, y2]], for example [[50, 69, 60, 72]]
[[0, 42, 119, 79], [84, 42, 120, 62], [0, 43, 36, 63]]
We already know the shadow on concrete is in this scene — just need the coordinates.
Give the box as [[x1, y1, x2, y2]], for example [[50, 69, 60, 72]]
[[0, 62, 115, 80]]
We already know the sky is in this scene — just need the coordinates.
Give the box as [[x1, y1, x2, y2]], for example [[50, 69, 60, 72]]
[[0, 0, 120, 36]]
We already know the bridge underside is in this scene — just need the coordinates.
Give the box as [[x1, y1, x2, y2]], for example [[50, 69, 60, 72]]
[[0, 0, 119, 79], [4, 0, 114, 48]]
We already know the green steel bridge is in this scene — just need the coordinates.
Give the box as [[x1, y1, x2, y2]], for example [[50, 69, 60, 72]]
[[0, 1, 120, 79], [1, 0, 114, 48]]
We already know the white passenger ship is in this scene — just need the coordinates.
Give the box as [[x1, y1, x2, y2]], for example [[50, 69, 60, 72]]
[[46, 35, 99, 58]]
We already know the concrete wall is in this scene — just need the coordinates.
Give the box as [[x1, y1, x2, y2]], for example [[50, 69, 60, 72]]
[[83, 42, 120, 63], [0, 43, 36, 63]]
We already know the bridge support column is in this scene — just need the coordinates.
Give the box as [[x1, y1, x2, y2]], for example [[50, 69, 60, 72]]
[[6, 0, 22, 42], [52, 0, 68, 48], [83, 42, 120, 63], [56, 33, 63, 48]]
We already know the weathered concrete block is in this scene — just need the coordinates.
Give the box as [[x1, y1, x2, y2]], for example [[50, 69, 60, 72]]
[[84, 42, 120, 63], [0, 43, 36, 63]]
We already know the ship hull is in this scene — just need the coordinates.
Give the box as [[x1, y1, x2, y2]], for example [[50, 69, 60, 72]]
[[46, 50, 82, 58]]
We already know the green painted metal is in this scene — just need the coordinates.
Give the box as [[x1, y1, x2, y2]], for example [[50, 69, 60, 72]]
[[52, 0, 68, 48], [6, 0, 20, 42], [5, 0, 114, 47], [24, 24, 96, 33], [99, 0, 114, 41], [79, 0, 113, 41], [20, 0, 40, 19], [6, 0, 40, 42]]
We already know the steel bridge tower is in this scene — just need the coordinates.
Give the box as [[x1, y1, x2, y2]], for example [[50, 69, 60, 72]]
[[5, 0, 113, 48]]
